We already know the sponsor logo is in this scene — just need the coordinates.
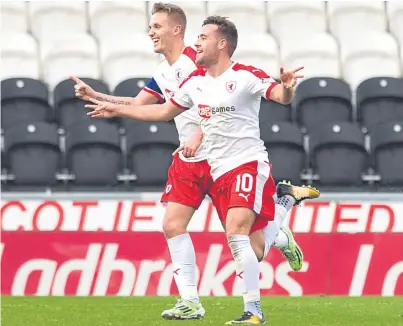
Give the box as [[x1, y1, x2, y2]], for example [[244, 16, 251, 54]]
[[198, 104, 236, 119], [1, 232, 402, 296], [165, 185, 172, 193], [198, 104, 212, 119], [238, 193, 250, 202], [1, 200, 402, 233]]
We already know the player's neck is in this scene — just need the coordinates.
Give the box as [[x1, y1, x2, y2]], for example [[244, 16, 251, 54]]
[[164, 42, 186, 66], [207, 58, 233, 78]]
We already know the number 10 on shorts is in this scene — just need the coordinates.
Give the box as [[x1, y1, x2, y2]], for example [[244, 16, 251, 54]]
[[235, 173, 253, 193]]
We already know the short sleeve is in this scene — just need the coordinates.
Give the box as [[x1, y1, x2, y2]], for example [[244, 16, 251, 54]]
[[143, 78, 164, 102], [248, 69, 279, 100], [170, 85, 193, 110]]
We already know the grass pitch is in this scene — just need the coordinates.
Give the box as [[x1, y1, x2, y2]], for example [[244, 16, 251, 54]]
[[2, 296, 402, 326]]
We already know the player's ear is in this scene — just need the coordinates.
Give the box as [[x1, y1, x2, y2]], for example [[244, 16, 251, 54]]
[[218, 38, 226, 50], [173, 25, 181, 36]]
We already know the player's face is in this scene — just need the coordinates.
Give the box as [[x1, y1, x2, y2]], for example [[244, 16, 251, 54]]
[[195, 24, 221, 66], [148, 12, 176, 54]]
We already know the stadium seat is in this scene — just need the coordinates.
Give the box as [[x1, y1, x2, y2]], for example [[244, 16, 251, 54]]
[[233, 34, 279, 79], [89, 2, 148, 40], [54, 78, 109, 128], [340, 32, 401, 90], [328, 2, 387, 40], [280, 33, 341, 80], [3, 122, 60, 186], [65, 120, 122, 187], [260, 99, 292, 124], [310, 122, 368, 186], [371, 121, 403, 186], [40, 33, 100, 90], [388, 2, 403, 44], [100, 34, 160, 90], [29, 2, 87, 41], [114, 78, 151, 98], [0, 2, 28, 33], [126, 121, 178, 187], [149, 1, 206, 37], [294, 78, 353, 131], [207, 1, 267, 33], [1, 78, 52, 129], [356, 78, 403, 132], [267, 2, 326, 41], [260, 122, 305, 183], [0, 33, 40, 80]]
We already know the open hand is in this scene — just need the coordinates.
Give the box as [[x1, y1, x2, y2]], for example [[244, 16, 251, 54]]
[[279, 66, 304, 88], [85, 98, 119, 118]]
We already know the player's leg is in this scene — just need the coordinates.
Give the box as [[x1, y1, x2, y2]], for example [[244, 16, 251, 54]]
[[226, 207, 266, 325], [261, 181, 320, 271], [222, 161, 271, 324], [161, 201, 205, 320], [160, 157, 206, 320]]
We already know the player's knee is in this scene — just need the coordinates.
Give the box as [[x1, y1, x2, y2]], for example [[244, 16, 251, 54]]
[[162, 203, 195, 239], [162, 218, 186, 239]]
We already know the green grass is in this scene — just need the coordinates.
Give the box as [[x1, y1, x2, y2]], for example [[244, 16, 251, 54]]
[[2, 296, 402, 326]]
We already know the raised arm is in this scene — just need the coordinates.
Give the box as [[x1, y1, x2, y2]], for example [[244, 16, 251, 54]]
[[86, 98, 185, 122], [269, 66, 304, 105]]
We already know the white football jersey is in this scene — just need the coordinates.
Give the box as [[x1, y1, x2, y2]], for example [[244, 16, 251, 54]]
[[171, 62, 279, 180], [143, 46, 206, 161]]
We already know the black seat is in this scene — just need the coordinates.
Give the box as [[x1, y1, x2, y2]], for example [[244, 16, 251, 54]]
[[3, 122, 60, 186], [114, 78, 151, 97], [294, 78, 352, 131], [1, 78, 52, 129], [260, 122, 305, 183], [65, 120, 122, 187], [260, 99, 292, 124], [126, 121, 178, 187], [310, 122, 368, 186], [54, 78, 109, 128], [357, 77, 403, 132], [371, 121, 403, 186]]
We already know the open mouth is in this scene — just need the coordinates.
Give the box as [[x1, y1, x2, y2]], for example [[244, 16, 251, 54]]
[[152, 38, 160, 45]]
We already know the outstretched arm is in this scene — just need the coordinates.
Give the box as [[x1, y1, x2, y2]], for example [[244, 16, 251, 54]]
[[70, 76, 159, 106], [86, 98, 185, 122]]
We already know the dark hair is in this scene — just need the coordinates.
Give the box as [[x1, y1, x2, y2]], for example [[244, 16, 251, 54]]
[[152, 3, 187, 35], [202, 16, 238, 57]]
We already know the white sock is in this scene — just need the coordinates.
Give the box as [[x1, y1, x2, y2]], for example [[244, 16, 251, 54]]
[[228, 235, 262, 318], [167, 233, 199, 303], [273, 228, 289, 248], [263, 204, 289, 257]]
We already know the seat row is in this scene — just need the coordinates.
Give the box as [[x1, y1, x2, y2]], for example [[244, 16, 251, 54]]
[[2, 30, 403, 90], [2, 119, 403, 191], [2, 1, 402, 42], [2, 77, 403, 133]]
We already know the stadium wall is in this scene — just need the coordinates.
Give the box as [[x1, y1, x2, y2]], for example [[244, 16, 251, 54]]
[[1, 192, 402, 297]]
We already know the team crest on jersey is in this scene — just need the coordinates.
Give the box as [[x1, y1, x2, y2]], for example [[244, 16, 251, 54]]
[[226, 81, 236, 93], [198, 104, 212, 119], [165, 88, 175, 99], [175, 68, 183, 81]]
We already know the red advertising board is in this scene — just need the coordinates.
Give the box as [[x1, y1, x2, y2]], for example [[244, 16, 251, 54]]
[[1, 232, 402, 296], [1, 200, 402, 233]]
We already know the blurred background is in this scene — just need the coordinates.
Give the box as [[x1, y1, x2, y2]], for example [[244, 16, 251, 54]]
[[1, 0, 402, 315]]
